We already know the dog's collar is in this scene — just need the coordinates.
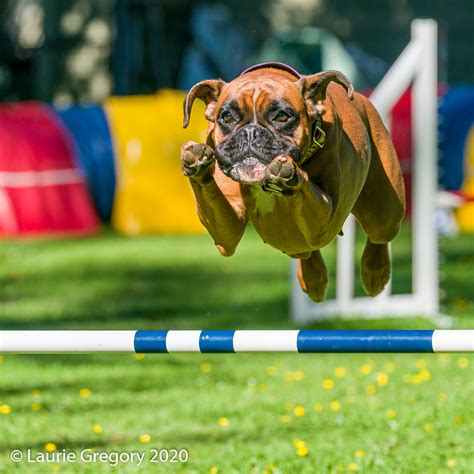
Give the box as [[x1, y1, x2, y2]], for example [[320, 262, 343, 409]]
[[300, 116, 326, 165], [240, 62, 302, 79]]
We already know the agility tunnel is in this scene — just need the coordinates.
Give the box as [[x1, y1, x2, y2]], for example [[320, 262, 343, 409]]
[[0, 330, 472, 353], [0, 102, 99, 237], [53, 104, 116, 221], [105, 89, 207, 235]]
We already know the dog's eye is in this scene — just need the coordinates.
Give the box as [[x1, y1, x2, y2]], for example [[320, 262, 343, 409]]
[[220, 111, 235, 124], [274, 111, 291, 123]]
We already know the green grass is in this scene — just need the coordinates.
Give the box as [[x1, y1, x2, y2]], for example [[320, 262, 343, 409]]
[[0, 226, 473, 473]]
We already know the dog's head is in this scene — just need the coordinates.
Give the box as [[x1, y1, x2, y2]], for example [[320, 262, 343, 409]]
[[183, 63, 353, 184]]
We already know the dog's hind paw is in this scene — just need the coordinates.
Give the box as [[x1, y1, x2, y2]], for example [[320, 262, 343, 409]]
[[181, 141, 215, 180], [263, 156, 306, 196], [361, 241, 391, 297]]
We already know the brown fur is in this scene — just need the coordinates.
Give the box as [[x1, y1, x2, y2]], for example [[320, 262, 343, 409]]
[[181, 68, 405, 301]]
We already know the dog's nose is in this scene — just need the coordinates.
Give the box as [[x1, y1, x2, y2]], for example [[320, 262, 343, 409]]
[[243, 125, 262, 142]]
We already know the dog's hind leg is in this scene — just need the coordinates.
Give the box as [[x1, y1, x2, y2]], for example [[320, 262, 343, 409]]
[[297, 250, 329, 303], [351, 94, 406, 296], [359, 239, 391, 296]]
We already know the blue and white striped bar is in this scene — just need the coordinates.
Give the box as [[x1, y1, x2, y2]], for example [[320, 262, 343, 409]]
[[0, 330, 472, 353]]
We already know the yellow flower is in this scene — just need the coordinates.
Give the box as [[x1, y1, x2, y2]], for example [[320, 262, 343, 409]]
[[294, 406, 305, 417], [280, 415, 290, 423], [418, 368, 431, 381], [376, 372, 389, 387], [334, 367, 347, 378], [457, 356, 469, 369], [44, 443, 57, 452], [134, 354, 145, 360], [359, 364, 372, 375], [330, 400, 341, 412], [446, 459, 457, 468], [366, 385, 376, 395], [314, 403, 324, 412], [52, 465, 60, 472], [200, 362, 212, 373], [424, 423, 433, 431], [348, 462, 358, 471], [218, 417, 230, 427], [437, 392, 448, 402], [385, 409, 396, 419], [415, 359, 427, 368], [139, 434, 151, 443], [454, 416, 463, 425], [210, 467, 219, 474], [355, 450, 366, 458], [293, 439, 306, 448], [79, 388, 91, 398], [92, 424, 103, 434], [31, 402, 41, 412], [410, 374, 422, 385], [296, 446, 309, 457], [0, 404, 12, 415], [293, 370, 305, 381], [322, 379, 334, 390], [266, 366, 277, 377], [384, 362, 396, 373], [32, 389, 41, 398]]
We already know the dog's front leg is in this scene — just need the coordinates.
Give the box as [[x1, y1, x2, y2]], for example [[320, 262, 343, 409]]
[[181, 141, 248, 256], [264, 156, 334, 247]]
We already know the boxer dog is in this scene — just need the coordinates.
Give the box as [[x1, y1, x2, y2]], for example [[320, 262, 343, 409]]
[[181, 62, 405, 302]]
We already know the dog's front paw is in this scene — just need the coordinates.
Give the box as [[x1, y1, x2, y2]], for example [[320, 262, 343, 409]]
[[262, 156, 306, 196], [181, 141, 215, 180]]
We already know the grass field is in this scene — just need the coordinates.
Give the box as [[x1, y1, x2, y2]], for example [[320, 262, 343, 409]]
[[0, 226, 473, 473]]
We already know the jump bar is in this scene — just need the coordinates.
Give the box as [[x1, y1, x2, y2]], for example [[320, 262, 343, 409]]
[[0, 330, 473, 353]]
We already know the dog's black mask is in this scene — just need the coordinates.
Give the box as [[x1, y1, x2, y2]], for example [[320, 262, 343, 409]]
[[214, 124, 299, 184]]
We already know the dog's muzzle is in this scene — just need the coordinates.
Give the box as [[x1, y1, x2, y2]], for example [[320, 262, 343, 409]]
[[215, 124, 296, 184]]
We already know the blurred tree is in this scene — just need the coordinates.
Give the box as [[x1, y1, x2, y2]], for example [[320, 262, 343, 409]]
[[262, 0, 472, 85], [0, 0, 471, 102]]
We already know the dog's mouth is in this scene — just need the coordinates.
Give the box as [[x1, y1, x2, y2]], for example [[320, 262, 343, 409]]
[[219, 157, 267, 184]]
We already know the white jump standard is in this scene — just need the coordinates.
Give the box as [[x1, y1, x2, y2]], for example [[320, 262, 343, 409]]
[[0, 330, 472, 353]]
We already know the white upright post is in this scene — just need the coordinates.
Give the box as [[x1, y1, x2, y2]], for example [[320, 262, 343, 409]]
[[412, 20, 439, 314], [336, 215, 356, 308]]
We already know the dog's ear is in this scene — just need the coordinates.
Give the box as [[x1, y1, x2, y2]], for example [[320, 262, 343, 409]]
[[183, 79, 225, 128], [298, 70, 354, 119]]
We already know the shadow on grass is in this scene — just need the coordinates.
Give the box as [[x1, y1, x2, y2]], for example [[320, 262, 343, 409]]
[[1, 226, 472, 333]]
